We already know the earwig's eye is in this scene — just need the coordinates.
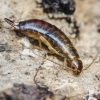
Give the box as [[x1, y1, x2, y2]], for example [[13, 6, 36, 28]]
[[72, 66, 75, 69]]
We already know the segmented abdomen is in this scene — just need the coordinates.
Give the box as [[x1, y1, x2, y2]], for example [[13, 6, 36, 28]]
[[19, 19, 79, 60]]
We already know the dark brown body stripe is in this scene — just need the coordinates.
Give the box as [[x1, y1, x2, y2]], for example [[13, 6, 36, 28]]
[[42, 22, 52, 31], [35, 20, 44, 28], [47, 25, 58, 34]]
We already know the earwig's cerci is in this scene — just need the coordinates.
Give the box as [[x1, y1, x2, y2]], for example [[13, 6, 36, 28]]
[[4, 18, 83, 75]]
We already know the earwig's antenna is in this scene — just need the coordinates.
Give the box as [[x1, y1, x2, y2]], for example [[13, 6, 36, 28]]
[[83, 53, 98, 71]]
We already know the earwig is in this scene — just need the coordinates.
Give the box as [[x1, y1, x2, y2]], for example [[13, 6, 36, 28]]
[[4, 18, 83, 75]]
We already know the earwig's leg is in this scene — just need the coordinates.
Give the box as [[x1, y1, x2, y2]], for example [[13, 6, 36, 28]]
[[37, 32, 42, 48], [67, 59, 73, 72], [48, 46, 60, 55], [40, 36, 60, 55], [64, 58, 67, 69], [63, 58, 73, 72], [38, 39, 42, 48]]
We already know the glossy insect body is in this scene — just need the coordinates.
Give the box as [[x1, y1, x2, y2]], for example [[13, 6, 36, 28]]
[[4, 18, 83, 75]]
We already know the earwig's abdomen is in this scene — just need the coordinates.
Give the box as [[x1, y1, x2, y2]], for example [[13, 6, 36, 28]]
[[19, 19, 79, 60]]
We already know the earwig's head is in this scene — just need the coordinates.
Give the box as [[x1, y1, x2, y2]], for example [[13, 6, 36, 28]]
[[72, 59, 83, 75], [4, 18, 19, 30]]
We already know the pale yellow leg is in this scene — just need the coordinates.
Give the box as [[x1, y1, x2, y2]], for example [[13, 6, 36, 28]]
[[64, 58, 67, 69], [64, 58, 73, 72], [40, 36, 60, 55], [38, 39, 42, 48]]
